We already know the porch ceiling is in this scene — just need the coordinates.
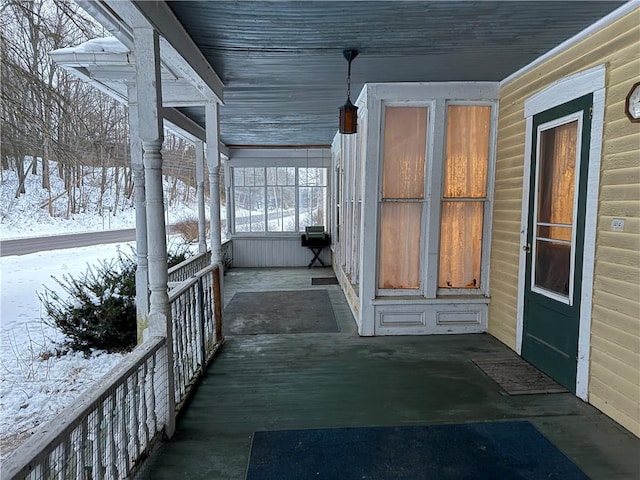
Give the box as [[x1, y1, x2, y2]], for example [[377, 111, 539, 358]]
[[163, 1, 623, 147]]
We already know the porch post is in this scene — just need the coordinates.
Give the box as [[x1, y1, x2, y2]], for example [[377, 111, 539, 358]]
[[206, 102, 222, 268], [127, 83, 149, 344], [134, 26, 175, 437], [195, 140, 207, 254]]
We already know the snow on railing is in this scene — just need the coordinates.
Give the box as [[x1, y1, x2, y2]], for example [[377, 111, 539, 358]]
[[3, 260, 225, 480], [2, 338, 168, 480]]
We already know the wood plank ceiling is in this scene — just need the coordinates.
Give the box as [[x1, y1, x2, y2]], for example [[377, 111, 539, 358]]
[[165, 1, 624, 147]]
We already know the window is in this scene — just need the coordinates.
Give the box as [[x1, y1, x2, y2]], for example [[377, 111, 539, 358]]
[[298, 167, 328, 231], [378, 106, 428, 290], [233, 166, 327, 233], [438, 105, 491, 289]]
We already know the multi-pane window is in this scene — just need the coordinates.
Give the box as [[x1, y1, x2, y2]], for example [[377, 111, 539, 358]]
[[298, 167, 328, 231], [234, 168, 265, 233], [267, 167, 296, 232], [438, 105, 491, 289], [378, 106, 428, 290], [233, 166, 327, 233]]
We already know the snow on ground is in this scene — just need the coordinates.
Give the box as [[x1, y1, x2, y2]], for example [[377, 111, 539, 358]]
[[0, 160, 206, 240], [0, 161, 218, 457], [0, 243, 131, 457]]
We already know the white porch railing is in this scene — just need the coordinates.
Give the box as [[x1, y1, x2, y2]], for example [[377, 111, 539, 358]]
[[2, 258, 224, 480], [167, 251, 211, 283], [170, 263, 223, 410]]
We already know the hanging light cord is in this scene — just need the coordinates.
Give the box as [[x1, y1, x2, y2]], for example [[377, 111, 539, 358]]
[[346, 58, 352, 100]]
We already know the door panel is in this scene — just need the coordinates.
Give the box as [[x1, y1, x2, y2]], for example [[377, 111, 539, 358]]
[[522, 94, 592, 392]]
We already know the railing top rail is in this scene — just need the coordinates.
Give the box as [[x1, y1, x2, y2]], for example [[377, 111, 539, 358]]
[[168, 275, 199, 300], [1, 337, 166, 480], [168, 264, 219, 301], [195, 263, 219, 279], [168, 251, 208, 276]]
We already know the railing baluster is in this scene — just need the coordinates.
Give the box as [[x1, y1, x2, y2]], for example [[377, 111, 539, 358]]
[[197, 274, 206, 369], [129, 371, 141, 463], [213, 266, 223, 344], [80, 417, 89, 480], [2, 245, 230, 479], [95, 401, 105, 480]]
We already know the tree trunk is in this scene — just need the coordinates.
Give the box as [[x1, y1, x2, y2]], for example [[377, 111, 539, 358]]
[[15, 156, 26, 197]]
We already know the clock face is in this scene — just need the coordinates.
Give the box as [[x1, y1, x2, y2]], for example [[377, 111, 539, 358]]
[[625, 82, 640, 122]]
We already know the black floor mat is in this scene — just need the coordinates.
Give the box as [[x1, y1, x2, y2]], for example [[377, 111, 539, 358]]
[[224, 290, 339, 335], [311, 277, 339, 285], [472, 352, 568, 395]]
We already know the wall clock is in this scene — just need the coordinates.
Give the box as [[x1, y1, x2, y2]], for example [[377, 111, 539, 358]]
[[624, 81, 640, 122]]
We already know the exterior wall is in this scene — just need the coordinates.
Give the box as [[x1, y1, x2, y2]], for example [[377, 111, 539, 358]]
[[232, 236, 330, 268], [490, 8, 640, 436]]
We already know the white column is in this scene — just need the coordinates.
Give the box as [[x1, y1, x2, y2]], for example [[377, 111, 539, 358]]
[[195, 140, 207, 254], [205, 102, 222, 267], [134, 26, 175, 437], [127, 83, 149, 344]]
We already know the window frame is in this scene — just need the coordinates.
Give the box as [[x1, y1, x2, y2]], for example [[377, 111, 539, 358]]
[[376, 101, 433, 296], [230, 163, 329, 236], [435, 100, 498, 297], [373, 98, 498, 298]]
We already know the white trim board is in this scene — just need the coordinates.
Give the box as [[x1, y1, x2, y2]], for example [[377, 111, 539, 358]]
[[517, 65, 606, 401]]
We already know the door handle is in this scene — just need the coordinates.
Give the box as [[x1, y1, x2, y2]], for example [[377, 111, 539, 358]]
[[522, 243, 531, 253]]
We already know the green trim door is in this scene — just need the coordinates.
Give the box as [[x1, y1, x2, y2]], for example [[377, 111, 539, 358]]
[[522, 94, 592, 392]]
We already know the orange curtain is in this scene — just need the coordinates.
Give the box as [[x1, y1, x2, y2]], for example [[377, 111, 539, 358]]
[[439, 105, 491, 288]]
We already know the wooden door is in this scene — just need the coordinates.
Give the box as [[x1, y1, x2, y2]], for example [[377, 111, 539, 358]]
[[522, 94, 592, 392]]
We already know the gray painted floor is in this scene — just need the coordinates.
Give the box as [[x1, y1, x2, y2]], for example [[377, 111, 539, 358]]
[[140, 267, 639, 479]]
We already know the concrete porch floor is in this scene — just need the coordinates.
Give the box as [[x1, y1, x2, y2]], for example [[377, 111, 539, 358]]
[[140, 267, 639, 479]]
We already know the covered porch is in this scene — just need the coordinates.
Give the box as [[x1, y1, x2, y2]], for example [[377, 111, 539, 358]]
[[2, 0, 639, 478], [140, 267, 638, 479]]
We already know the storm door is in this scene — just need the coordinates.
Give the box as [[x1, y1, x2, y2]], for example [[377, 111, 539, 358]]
[[522, 94, 592, 392]]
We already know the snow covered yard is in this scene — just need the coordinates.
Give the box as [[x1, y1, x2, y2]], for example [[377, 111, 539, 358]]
[[0, 244, 131, 458]]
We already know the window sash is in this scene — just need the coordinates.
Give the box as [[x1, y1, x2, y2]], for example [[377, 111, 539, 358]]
[[232, 166, 327, 234]]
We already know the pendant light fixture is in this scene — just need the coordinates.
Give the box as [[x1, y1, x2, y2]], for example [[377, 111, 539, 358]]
[[339, 49, 359, 134]]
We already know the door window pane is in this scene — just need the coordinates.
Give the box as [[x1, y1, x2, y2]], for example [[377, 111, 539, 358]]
[[535, 241, 571, 295], [439, 202, 484, 288], [378, 203, 422, 289], [533, 120, 578, 297], [537, 121, 577, 238]]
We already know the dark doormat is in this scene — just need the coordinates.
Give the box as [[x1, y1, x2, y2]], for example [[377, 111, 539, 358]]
[[311, 276, 339, 285], [224, 290, 339, 335], [246, 421, 588, 480], [472, 352, 568, 395]]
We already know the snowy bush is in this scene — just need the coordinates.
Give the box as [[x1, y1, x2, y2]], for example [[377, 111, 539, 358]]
[[39, 253, 137, 354], [39, 248, 192, 354]]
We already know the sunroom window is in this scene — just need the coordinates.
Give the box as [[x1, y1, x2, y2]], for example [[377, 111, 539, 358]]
[[232, 166, 327, 234], [378, 106, 428, 290], [438, 105, 491, 289]]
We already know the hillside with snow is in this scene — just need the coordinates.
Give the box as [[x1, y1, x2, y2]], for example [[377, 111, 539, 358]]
[[1, 159, 203, 240], [0, 161, 203, 457]]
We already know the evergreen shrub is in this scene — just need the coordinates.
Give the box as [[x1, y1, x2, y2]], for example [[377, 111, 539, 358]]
[[40, 247, 192, 354]]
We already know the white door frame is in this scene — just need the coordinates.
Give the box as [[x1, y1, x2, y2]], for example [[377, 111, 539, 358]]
[[516, 64, 605, 400]]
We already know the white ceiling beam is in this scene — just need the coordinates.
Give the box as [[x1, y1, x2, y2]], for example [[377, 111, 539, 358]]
[[162, 107, 229, 159], [104, 0, 224, 103], [78, 1, 224, 103]]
